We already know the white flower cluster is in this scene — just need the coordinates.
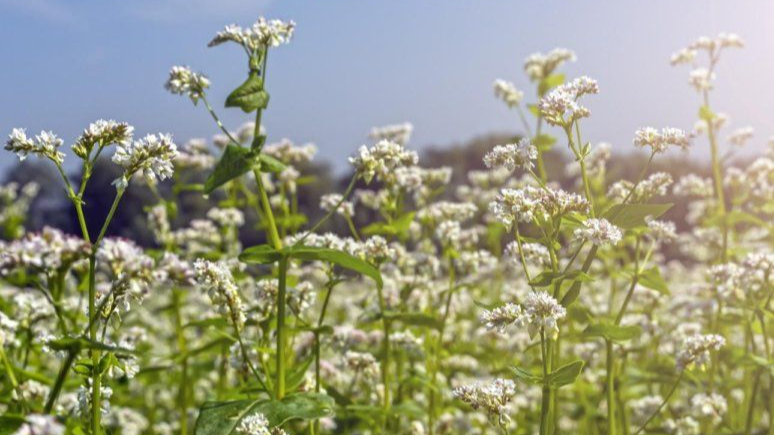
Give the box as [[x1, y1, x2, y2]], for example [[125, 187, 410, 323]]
[[633, 127, 691, 154], [675, 333, 725, 372], [349, 140, 419, 183], [490, 187, 589, 229], [165, 66, 210, 104], [481, 292, 566, 339], [320, 193, 354, 217], [726, 126, 753, 147], [209, 18, 296, 51], [0, 227, 89, 275], [483, 138, 538, 172], [574, 218, 622, 246], [493, 79, 524, 108], [690, 393, 727, 425], [344, 350, 380, 379], [207, 207, 246, 228], [452, 378, 517, 425], [538, 76, 599, 126], [112, 133, 178, 190], [524, 48, 576, 82], [236, 413, 271, 435], [263, 139, 317, 165], [673, 174, 714, 198], [175, 138, 216, 170], [5, 129, 65, 164], [670, 33, 744, 66], [481, 303, 523, 334], [12, 415, 64, 435], [194, 259, 246, 331], [72, 119, 134, 159], [369, 123, 414, 146]]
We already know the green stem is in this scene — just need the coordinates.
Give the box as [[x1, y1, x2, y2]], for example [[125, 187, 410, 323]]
[[172, 288, 189, 435], [744, 370, 761, 435], [633, 374, 683, 435], [276, 257, 288, 399], [254, 171, 282, 250], [606, 340, 616, 435], [539, 331, 551, 435]]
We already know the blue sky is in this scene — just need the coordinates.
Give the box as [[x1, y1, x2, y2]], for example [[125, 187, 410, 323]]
[[1, 0, 773, 173]]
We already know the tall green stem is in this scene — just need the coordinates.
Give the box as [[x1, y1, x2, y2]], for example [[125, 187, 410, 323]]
[[276, 257, 288, 399], [606, 340, 616, 435]]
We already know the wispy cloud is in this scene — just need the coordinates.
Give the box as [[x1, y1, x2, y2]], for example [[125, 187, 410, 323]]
[[122, 0, 275, 23], [0, 0, 76, 24]]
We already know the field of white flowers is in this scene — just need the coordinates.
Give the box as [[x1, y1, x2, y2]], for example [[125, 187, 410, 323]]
[[0, 16, 772, 435]]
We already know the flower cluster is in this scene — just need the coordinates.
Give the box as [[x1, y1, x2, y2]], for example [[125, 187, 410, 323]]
[[209, 18, 296, 51], [483, 138, 538, 172], [5, 129, 65, 164], [112, 133, 178, 190], [633, 127, 691, 154], [165, 66, 210, 104]]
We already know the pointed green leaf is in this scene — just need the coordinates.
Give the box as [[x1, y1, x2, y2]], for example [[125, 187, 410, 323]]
[[603, 203, 673, 230], [257, 153, 286, 173], [583, 322, 642, 342], [204, 145, 256, 194], [287, 246, 382, 289], [511, 366, 543, 385], [225, 71, 270, 113], [382, 311, 442, 330], [239, 245, 284, 265], [547, 360, 584, 388], [194, 393, 334, 435], [0, 415, 25, 435], [638, 266, 669, 294]]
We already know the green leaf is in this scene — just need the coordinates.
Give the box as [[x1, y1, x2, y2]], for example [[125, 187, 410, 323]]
[[225, 71, 270, 113], [239, 245, 284, 265], [538, 73, 565, 96], [382, 311, 442, 330], [257, 153, 286, 173], [530, 270, 593, 287], [194, 393, 334, 435], [0, 415, 25, 435], [46, 337, 137, 355], [204, 145, 256, 194], [698, 105, 715, 122], [583, 322, 642, 342], [533, 134, 557, 152], [547, 360, 584, 388], [511, 366, 543, 385], [638, 266, 669, 294], [287, 246, 382, 289], [527, 104, 541, 117], [603, 203, 673, 230], [362, 212, 415, 238]]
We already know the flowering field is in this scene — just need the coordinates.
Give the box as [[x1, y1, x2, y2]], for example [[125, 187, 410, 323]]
[[0, 15, 772, 435]]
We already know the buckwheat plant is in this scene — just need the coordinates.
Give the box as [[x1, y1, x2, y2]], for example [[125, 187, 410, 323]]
[[0, 15, 772, 435]]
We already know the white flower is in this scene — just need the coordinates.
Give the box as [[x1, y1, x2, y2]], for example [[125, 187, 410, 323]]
[[689, 68, 715, 92], [523, 291, 566, 338], [676, 333, 725, 372], [12, 415, 64, 435], [524, 48, 576, 82], [481, 303, 524, 334], [207, 207, 245, 227], [72, 120, 134, 159], [112, 133, 178, 190], [194, 259, 246, 331], [673, 174, 714, 197], [726, 126, 753, 147], [5, 129, 65, 164], [320, 194, 354, 217], [236, 413, 271, 435], [633, 127, 691, 153], [493, 79, 524, 107], [369, 123, 414, 145], [263, 139, 317, 164], [349, 140, 418, 183], [483, 138, 538, 172], [165, 66, 210, 103], [574, 218, 622, 246], [690, 393, 727, 424], [209, 18, 296, 51], [453, 379, 517, 425]]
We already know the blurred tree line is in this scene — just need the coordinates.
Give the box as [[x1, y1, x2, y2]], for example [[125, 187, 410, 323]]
[[1, 133, 718, 252]]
